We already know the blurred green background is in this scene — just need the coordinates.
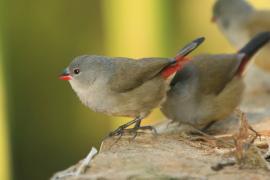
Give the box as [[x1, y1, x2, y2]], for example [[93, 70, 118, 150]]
[[0, 0, 269, 179]]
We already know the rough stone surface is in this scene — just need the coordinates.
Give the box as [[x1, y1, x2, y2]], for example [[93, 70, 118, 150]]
[[51, 116, 270, 180], [51, 73, 270, 180]]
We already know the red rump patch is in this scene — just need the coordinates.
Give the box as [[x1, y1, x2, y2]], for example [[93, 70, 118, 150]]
[[161, 56, 191, 79], [161, 63, 182, 79], [236, 56, 249, 76]]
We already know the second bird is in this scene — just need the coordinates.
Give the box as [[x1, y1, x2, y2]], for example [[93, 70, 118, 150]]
[[161, 32, 270, 132]]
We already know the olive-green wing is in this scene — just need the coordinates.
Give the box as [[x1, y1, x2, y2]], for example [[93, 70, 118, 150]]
[[192, 54, 242, 95], [108, 57, 173, 92]]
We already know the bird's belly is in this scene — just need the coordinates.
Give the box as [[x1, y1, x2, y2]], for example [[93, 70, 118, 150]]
[[79, 91, 130, 116], [171, 99, 215, 129], [79, 88, 164, 117], [196, 80, 245, 128], [162, 89, 199, 125]]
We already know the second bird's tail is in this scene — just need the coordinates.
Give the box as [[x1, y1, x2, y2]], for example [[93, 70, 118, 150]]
[[237, 31, 270, 75]]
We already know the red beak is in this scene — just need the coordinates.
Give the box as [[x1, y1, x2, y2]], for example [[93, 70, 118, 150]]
[[59, 69, 72, 81]]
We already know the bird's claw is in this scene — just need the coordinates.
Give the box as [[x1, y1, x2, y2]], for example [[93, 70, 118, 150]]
[[108, 125, 157, 140], [108, 126, 125, 137], [128, 125, 158, 141]]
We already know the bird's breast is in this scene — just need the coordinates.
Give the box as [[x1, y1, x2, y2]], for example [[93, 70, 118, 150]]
[[71, 76, 168, 117]]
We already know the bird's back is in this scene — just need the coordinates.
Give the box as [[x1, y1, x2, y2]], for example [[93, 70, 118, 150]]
[[161, 54, 243, 129], [189, 54, 241, 95]]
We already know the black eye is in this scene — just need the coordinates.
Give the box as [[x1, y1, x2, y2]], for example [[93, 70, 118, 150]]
[[73, 68, 80, 74]]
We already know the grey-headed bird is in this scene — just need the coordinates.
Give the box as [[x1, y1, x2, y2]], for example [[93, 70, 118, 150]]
[[60, 37, 204, 137]]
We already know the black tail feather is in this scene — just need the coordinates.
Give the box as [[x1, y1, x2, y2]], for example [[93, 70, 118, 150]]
[[176, 37, 205, 57], [239, 32, 270, 58], [237, 32, 270, 75]]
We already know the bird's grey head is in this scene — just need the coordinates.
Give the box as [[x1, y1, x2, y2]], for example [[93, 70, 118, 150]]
[[212, 0, 253, 29], [60, 55, 106, 92]]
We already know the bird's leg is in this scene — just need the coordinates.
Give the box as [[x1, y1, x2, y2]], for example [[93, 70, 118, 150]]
[[108, 116, 142, 137], [135, 119, 157, 134], [128, 119, 157, 140], [134, 119, 156, 131], [128, 119, 142, 140], [108, 115, 157, 139]]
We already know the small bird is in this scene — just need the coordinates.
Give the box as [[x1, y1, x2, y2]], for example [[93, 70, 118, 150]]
[[212, 0, 270, 72], [161, 32, 270, 132], [59, 37, 205, 137]]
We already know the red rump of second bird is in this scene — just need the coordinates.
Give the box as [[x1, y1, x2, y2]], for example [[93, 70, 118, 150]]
[[161, 56, 191, 79], [236, 56, 249, 76]]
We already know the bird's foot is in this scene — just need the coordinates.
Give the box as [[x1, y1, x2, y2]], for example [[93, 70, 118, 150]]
[[126, 125, 157, 140], [107, 116, 156, 140], [107, 117, 143, 138], [107, 124, 157, 141], [104, 125, 126, 146], [108, 124, 126, 137]]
